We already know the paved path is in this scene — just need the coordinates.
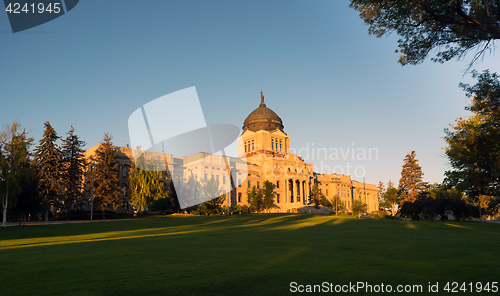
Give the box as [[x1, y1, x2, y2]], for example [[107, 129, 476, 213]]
[[4, 219, 131, 227]]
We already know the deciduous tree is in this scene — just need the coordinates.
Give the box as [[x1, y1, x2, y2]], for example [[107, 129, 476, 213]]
[[202, 176, 224, 214], [128, 152, 169, 214], [247, 186, 262, 213], [352, 199, 368, 218], [349, 0, 500, 68], [382, 187, 399, 215], [262, 180, 276, 212], [444, 70, 500, 215], [0, 122, 34, 228]]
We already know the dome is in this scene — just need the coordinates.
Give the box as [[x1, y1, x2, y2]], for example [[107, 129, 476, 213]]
[[243, 91, 284, 132]]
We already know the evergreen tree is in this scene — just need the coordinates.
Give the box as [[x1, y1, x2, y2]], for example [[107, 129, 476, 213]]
[[92, 133, 121, 219], [61, 126, 86, 220], [33, 121, 62, 221], [262, 180, 276, 212], [377, 181, 386, 204], [308, 184, 323, 211], [398, 151, 426, 204]]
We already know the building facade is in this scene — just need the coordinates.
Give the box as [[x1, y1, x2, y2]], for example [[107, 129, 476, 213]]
[[84, 91, 379, 213]]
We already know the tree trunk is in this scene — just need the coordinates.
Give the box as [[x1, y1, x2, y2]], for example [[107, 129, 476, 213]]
[[45, 209, 49, 222], [66, 202, 71, 221], [2, 182, 8, 228]]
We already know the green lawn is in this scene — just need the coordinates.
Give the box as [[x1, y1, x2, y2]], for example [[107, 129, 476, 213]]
[[1, 214, 499, 295]]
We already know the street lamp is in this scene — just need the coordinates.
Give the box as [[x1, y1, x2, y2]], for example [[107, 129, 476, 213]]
[[90, 158, 95, 223]]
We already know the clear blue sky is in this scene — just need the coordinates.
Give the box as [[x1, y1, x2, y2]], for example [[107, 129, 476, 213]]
[[1, 0, 498, 185]]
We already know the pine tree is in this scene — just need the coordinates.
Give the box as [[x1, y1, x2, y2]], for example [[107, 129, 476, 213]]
[[33, 121, 62, 221], [92, 133, 121, 219], [377, 181, 385, 204], [61, 126, 86, 220], [308, 184, 323, 211], [398, 151, 426, 204]]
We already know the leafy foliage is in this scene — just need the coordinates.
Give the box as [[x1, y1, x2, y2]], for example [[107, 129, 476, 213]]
[[352, 199, 368, 218], [262, 180, 276, 212], [350, 0, 500, 68], [247, 185, 262, 213], [444, 70, 500, 214], [0, 122, 35, 227], [202, 176, 224, 214], [382, 187, 399, 215], [128, 152, 169, 213]]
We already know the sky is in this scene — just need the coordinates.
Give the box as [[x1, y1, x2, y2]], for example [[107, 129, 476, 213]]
[[0, 0, 499, 186]]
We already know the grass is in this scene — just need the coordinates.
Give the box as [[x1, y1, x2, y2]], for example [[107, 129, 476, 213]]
[[1, 214, 499, 295]]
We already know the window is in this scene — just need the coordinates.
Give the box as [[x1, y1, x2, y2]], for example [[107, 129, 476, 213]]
[[244, 142, 247, 152], [216, 175, 219, 182], [238, 193, 241, 203], [248, 180, 251, 188], [277, 194, 280, 203], [252, 140, 254, 151], [326, 189, 329, 196], [223, 175, 226, 184], [121, 167, 127, 177], [276, 181, 280, 188], [272, 139, 274, 150], [238, 179, 241, 187], [257, 182, 260, 189], [280, 140, 282, 152], [204, 173, 207, 182]]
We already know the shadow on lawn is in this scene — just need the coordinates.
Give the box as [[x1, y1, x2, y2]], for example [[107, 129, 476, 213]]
[[0, 214, 356, 250]]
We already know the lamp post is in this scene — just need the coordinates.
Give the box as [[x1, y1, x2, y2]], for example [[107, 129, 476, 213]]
[[90, 158, 95, 223]]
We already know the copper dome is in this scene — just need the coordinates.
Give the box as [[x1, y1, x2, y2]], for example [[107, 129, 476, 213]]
[[242, 91, 284, 132]]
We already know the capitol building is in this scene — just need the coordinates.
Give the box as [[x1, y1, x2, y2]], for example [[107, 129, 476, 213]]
[[85, 91, 379, 214]]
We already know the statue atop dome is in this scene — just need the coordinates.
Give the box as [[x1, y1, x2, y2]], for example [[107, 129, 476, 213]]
[[242, 90, 284, 133]]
